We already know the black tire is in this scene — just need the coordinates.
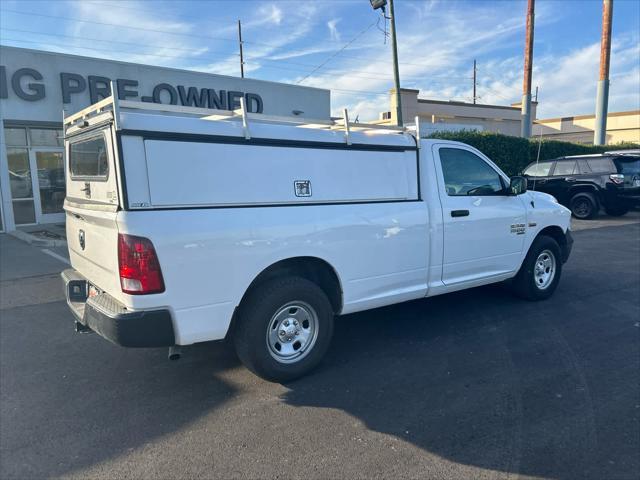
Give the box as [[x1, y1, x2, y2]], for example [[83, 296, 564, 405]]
[[233, 276, 334, 382], [569, 192, 598, 219], [604, 205, 629, 216], [512, 235, 562, 301]]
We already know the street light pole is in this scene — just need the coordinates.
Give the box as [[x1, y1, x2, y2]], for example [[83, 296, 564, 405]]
[[388, 0, 403, 126]]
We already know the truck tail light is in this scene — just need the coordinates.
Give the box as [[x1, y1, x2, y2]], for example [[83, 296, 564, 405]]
[[118, 234, 165, 295], [609, 174, 624, 185]]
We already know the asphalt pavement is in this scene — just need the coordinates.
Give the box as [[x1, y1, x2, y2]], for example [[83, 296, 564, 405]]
[[0, 221, 638, 479]]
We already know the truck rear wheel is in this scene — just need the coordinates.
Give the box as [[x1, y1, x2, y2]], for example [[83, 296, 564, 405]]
[[233, 276, 334, 382], [511, 235, 562, 301], [570, 192, 598, 219]]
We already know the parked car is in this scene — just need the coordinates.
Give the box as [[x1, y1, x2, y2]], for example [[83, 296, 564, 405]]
[[61, 97, 573, 382], [522, 150, 640, 219]]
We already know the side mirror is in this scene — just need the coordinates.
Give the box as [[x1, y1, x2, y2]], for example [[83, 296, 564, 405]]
[[509, 176, 528, 195]]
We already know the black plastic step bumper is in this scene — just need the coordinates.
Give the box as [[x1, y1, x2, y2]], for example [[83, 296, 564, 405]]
[[61, 269, 175, 348]]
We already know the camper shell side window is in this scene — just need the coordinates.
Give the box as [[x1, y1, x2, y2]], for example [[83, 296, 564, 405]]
[[69, 132, 110, 181]]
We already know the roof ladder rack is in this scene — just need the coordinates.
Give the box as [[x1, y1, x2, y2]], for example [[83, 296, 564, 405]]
[[63, 96, 414, 140]]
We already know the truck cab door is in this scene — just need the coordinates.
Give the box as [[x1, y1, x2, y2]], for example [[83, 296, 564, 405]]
[[432, 144, 527, 286]]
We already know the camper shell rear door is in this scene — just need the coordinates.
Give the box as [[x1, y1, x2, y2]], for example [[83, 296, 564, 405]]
[[64, 120, 123, 297]]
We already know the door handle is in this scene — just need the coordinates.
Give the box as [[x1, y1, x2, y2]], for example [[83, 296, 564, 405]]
[[564, 177, 576, 182], [451, 209, 470, 217], [537, 179, 547, 184]]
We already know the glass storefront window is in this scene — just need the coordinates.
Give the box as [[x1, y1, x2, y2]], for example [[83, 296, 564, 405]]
[[36, 151, 65, 214], [30, 128, 64, 147], [5, 127, 27, 146], [3, 125, 65, 226], [7, 148, 32, 199]]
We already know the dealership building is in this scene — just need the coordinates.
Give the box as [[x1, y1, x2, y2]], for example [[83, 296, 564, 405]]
[[0, 46, 330, 232]]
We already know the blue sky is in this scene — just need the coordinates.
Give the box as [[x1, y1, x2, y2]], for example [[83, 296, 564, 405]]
[[1, 0, 638, 120]]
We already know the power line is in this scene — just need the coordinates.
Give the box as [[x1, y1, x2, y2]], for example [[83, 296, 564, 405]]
[[0, 32, 472, 84], [0, 8, 365, 49], [0, 39, 392, 98], [0, 8, 246, 45], [296, 21, 378, 84], [0, 27, 222, 55], [0, 9, 468, 71]]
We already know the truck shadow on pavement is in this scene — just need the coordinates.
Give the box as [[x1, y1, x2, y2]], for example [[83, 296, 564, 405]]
[[0, 299, 243, 479], [1, 225, 637, 479], [282, 225, 640, 480]]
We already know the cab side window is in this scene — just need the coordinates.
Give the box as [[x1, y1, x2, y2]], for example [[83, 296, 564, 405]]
[[523, 162, 553, 177], [439, 148, 504, 196], [553, 161, 577, 176]]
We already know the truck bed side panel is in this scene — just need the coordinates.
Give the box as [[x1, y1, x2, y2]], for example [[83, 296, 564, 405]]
[[117, 202, 429, 345]]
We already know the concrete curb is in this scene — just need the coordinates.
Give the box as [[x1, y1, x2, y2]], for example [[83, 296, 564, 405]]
[[8, 229, 67, 248]]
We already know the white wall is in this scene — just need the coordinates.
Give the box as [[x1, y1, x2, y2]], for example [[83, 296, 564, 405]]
[[0, 46, 330, 122]]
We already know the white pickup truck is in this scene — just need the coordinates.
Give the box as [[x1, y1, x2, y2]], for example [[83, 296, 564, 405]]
[[62, 96, 573, 382]]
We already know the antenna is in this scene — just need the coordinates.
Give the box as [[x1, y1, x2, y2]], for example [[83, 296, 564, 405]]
[[532, 126, 544, 192], [238, 19, 245, 78]]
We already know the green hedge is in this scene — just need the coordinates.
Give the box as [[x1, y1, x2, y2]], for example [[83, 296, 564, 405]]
[[425, 130, 639, 176]]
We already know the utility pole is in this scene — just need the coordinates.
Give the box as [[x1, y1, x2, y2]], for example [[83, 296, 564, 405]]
[[594, 0, 613, 145], [238, 19, 245, 78], [520, 0, 535, 138], [369, 0, 402, 126], [473, 59, 477, 104], [388, 0, 403, 126]]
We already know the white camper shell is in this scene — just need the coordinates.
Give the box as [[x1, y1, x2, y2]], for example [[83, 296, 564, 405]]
[[62, 94, 573, 382]]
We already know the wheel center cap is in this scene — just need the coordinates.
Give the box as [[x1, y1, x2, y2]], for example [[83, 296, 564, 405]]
[[280, 318, 299, 342]]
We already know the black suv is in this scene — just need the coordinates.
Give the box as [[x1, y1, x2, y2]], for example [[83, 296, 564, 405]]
[[522, 150, 640, 219]]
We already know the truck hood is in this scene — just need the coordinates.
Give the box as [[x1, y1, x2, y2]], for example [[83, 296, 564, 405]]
[[527, 190, 558, 204], [525, 190, 572, 229]]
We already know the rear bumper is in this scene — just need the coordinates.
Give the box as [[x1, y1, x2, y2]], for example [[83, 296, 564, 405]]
[[619, 195, 640, 207], [603, 189, 640, 208], [61, 269, 175, 347]]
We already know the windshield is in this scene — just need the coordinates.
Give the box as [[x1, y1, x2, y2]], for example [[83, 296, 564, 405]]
[[523, 162, 552, 177]]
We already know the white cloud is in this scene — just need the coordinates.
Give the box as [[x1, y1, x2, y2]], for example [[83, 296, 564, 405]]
[[327, 19, 341, 42], [247, 4, 283, 28], [64, 0, 209, 68], [288, 1, 638, 122]]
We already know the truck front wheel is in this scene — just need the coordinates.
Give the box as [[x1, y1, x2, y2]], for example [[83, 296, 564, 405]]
[[233, 276, 334, 382], [512, 235, 562, 301]]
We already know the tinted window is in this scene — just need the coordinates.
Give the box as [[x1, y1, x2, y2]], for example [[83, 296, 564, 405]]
[[577, 160, 592, 174], [70, 136, 108, 178], [439, 148, 504, 196], [613, 158, 640, 176], [523, 162, 553, 177], [586, 158, 614, 173], [553, 161, 577, 176]]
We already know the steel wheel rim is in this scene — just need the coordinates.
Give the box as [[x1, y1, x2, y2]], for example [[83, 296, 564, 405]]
[[534, 249, 556, 290], [266, 301, 319, 364], [573, 199, 590, 218]]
